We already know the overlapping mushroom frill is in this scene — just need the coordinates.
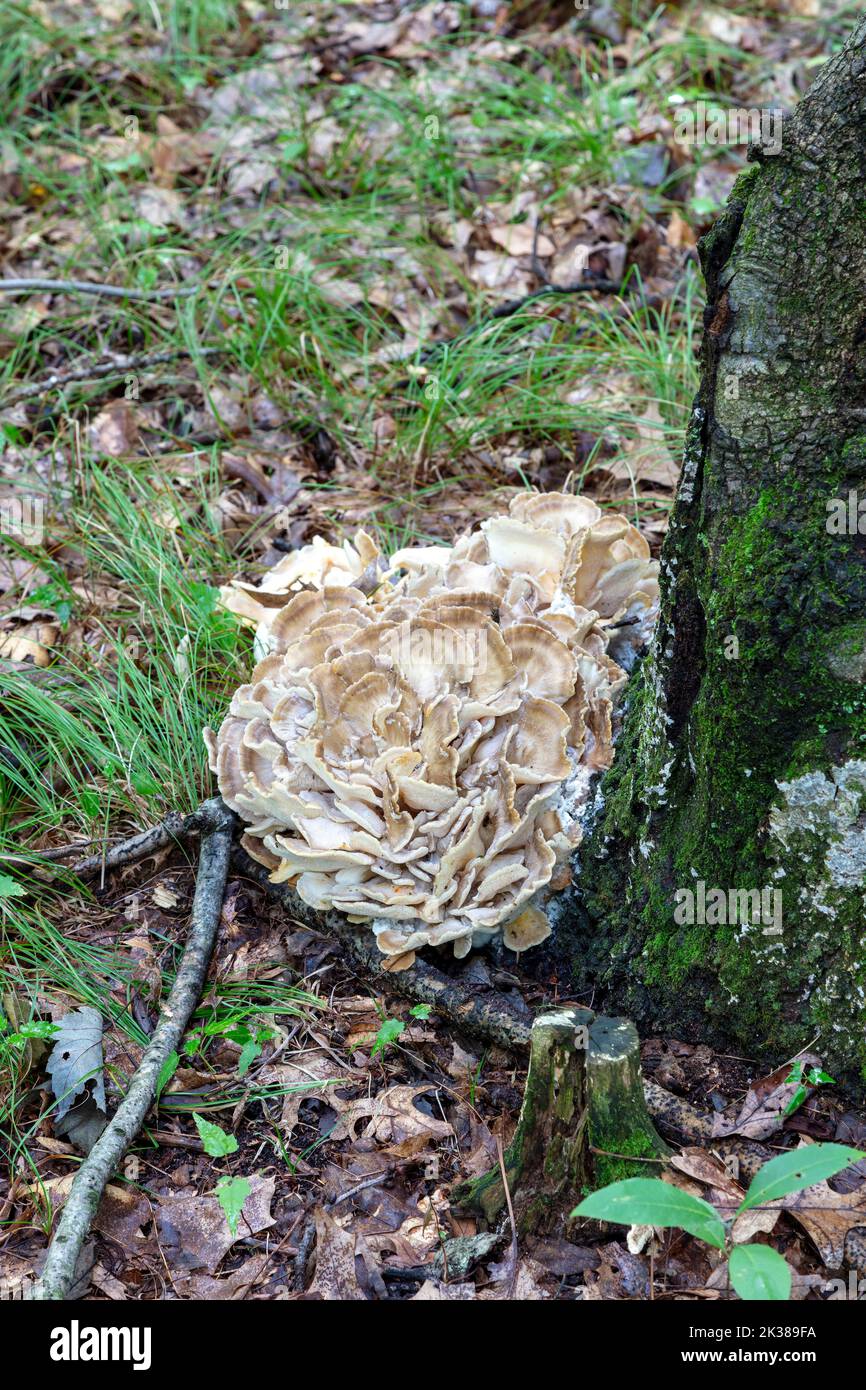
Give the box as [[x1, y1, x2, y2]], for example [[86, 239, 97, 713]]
[[206, 492, 658, 969]]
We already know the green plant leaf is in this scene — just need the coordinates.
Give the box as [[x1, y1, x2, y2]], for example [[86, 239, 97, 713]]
[[738, 1143, 865, 1213], [784, 1085, 808, 1117], [571, 1178, 726, 1250], [371, 1017, 405, 1058], [193, 1112, 239, 1157], [215, 1175, 250, 1237], [236, 1039, 261, 1077], [728, 1244, 791, 1301], [9, 1021, 59, 1042], [409, 1004, 432, 1020], [156, 1051, 179, 1099], [131, 771, 161, 798]]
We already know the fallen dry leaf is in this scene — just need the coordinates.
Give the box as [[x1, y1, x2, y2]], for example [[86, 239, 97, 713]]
[[133, 184, 187, 228], [156, 1174, 275, 1273], [37, 1176, 149, 1251], [412, 1278, 476, 1299], [151, 114, 214, 188], [89, 401, 140, 459], [670, 1148, 779, 1243], [0, 620, 58, 665], [489, 223, 554, 257], [776, 1175, 866, 1270], [188, 1251, 272, 1300], [91, 1263, 128, 1300], [306, 1207, 386, 1300], [258, 1048, 358, 1134], [712, 1054, 822, 1141], [329, 1085, 453, 1147]]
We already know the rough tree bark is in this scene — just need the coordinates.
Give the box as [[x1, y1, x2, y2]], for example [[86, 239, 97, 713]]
[[564, 20, 866, 1086]]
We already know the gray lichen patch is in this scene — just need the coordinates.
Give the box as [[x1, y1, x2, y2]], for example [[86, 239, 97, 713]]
[[770, 759, 866, 890], [759, 759, 866, 1069], [826, 829, 866, 891]]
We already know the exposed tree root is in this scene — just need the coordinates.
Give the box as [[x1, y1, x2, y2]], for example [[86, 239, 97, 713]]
[[236, 847, 756, 1160], [644, 1080, 769, 1179], [43, 809, 766, 1213], [31, 800, 235, 1301]]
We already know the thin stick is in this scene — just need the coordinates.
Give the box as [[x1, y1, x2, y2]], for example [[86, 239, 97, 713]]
[[418, 276, 622, 366], [0, 278, 197, 301], [31, 800, 235, 1301], [2, 346, 222, 406], [495, 1134, 518, 1299], [531, 216, 552, 287], [55, 803, 219, 877]]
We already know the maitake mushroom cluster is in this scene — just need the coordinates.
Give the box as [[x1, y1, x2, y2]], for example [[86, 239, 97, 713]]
[[206, 493, 658, 969]]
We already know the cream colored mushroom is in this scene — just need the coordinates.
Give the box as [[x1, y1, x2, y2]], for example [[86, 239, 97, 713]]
[[502, 907, 552, 953], [207, 487, 658, 965]]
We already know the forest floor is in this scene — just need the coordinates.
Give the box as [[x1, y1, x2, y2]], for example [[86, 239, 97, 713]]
[[1, 0, 864, 1302]]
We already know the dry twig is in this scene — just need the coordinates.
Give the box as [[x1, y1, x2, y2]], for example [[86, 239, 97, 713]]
[[2, 346, 222, 406], [44, 803, 219, 878], [31, 799, 235, 1301], [0, 278, 196, 301]]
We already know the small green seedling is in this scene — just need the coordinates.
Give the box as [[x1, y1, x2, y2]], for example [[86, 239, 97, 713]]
[[193, 1112, 239, 1158], [370, 1004, 432, 1060], [371, 1017, 405, 1059], [572, 1142, 865, 1300], [784, 1061, 836, 1117], [1, 1017, 59, 1046], [469, 1050, 488, 1107], [183, 1011, 276, 1076], [215, 1175, 251, 1237]]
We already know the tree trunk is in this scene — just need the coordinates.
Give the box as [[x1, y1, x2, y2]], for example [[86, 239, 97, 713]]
[[567, 20, 866, 1086]]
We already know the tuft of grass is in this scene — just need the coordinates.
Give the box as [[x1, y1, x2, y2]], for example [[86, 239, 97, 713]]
[[0, 461, 248, 842]]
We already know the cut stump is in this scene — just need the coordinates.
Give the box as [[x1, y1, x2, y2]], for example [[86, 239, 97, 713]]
[[451, 1005, 667, 1235]]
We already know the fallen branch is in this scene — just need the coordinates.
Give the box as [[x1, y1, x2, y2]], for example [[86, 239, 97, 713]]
[[2, 346, 223, 406], [31, 799, 235, 1301], [47, 803, 218, 879], [0, 278, 197, 301], [418, 275, 622, 367]]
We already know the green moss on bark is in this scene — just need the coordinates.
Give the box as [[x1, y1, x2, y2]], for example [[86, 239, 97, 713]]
[[575, 444, 866, 1083]]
